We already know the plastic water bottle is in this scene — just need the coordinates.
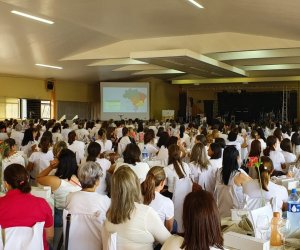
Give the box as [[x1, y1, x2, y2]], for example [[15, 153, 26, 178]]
[[142, 146, 149, 162], [287, 188, 300, 233]]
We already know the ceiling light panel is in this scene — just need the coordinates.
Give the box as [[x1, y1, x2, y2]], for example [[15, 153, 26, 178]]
[[187, 0, 204, 9], [35, 64, 62, 69], [11, 10, 54, 24]]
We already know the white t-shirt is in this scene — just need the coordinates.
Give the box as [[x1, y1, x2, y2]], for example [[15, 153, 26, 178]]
[[28, 150, 54, 179], [105, 203, 171, 250], [180, 133, 191, 149], [76, 128, 90, 143], [269, 150, 285, 172], [95, 139, 113, 153], [209, 158, 222, 169], [189, 162, 218, 193], [118, 136, 132, 156], [68, 140, 85, 164], [226, 141, 241, 157], [243, 179, 288, 211], [157, 146, 168, 166], [1, 152, 25, 183], [53, 179, 82, 209], [148, 191, 174, 224], [10, 131, 24, 150], [145, 143, 158, 156], [61, 128, 72, 142], [66, 191, 110, 224], [96, 158, 111, 195], [52, 132, 63, 144], [0, 133, 8, 141], [281, 151, 297, 164], [162, 235, 223, 250], [164, 162, 191, 193], [115, 162, 150, 183]]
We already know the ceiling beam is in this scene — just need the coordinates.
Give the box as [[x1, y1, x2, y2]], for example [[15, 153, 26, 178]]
[[172, 76, 300, 84]]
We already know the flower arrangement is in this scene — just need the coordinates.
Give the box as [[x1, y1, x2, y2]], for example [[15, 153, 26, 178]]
[[247, 156, 266, 206]]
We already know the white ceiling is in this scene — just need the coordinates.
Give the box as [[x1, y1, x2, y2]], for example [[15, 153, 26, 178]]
[[2, 0, 300, 83]]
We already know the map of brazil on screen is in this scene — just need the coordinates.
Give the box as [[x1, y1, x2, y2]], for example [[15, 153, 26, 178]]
[[103, 87, 148, 113]]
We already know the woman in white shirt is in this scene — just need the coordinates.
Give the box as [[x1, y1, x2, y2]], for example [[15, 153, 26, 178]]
[[164, 144, 191, 198], [37, 148, 81, 248], [115, 143, 150, 183], [162, 190, 224, 250], [156, 132, 170, 166], [84, 142, 112, 195], [27, 136, 54, 184], [179, 125, 191, 149], [243, 156, 288, 211], [52, 124, 63, 144], [208, 143, 222, 170], [95, 128, 112, 153], [280, 138, 297, 164], [68, 130, 85, 165], [21, 127, 38, 157], [263, 135, 286, 174], [10, 123, 24, 151], [144, 129, 159, 157], [189, 143, 218, 193], [214, 146, 251, 218], [105, 166, 171, 250], [141, 166, 174, 231], [66, 161, 111, 250]]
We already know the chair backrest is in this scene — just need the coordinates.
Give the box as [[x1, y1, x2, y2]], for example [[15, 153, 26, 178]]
[[0, 222, 45, 250], [249, 203, 273, 238], [63, 209, 105, 250], [172, 177, 192, 233]]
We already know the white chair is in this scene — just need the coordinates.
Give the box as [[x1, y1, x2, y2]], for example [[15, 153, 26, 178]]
[[172, 177, 192, 233], [248, 203, 273, 238], [63, 209, 105, 250], [0, 222, 45, 250]]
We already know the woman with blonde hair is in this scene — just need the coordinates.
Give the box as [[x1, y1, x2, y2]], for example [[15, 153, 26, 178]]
[[189, 143, 218, 193], [141, 166, 174, 231], [105, 166, 171, 250]]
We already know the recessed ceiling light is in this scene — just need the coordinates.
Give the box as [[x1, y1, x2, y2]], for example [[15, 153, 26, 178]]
[[11, 10, 54, 24], [35, 64, 62, 70], [187, 0, 204, 9]]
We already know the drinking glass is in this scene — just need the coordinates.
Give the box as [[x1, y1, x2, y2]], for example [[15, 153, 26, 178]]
[[288, 165, 296, 178], [279, 219, 291, 249], [237, 195, 248, 218], [256, 215, 270, 240]]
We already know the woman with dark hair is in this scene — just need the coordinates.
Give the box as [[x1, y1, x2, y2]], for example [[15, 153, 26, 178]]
[[37, 149, 81, 229], [68, 130, 85, 164], [96, 128, 112, 153], [280, 138, 296, 164], [81, 142, 112, 195], [144, 129, 159, 157], [214, 146, 251, 217], [291, 131, 300, 157], [157, 131, 170, 166], [179, 125, 191, 149], [273, 127, 283, 151], [27, 136, 54, 185], [21, 127, 39, 157], [0, 164, 54, 250], [243, 156, 288, 211], [115, 143, 150, 183], [189, 143, 218, 193], [164, 144, 191, 197], [1, 138, 26, 184], [162, 190, 224, 250], [263, 135, 286, 174], [52, 123, 63, 143], [141, 166, 174, 231], [208, 142, 222, 170], [247, 139, 262, 179]]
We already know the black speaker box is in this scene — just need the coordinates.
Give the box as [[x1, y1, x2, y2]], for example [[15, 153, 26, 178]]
[[46, 80, 54, 90]]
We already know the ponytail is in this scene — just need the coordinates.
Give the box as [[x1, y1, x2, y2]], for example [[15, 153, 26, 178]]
[[263, 147, 271, 156], [257, 156, 274, 192], [263, 135, 277, 156], [141, 166, 166, 205], [141, 173, 156, 205]]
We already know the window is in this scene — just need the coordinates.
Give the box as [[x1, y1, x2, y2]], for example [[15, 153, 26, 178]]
[[0, 98, 20, 119], [41, 100, 51, 119]]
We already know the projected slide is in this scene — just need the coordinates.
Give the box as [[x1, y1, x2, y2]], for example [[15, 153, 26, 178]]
[[100, 82, 150, 120], [103, 87, 147, 113]]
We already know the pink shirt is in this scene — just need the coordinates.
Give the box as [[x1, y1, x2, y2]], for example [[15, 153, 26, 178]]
[[0, 189, 53, 250]]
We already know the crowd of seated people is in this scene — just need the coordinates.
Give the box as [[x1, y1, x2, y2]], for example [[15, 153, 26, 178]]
[[0, 117, 299, 249]]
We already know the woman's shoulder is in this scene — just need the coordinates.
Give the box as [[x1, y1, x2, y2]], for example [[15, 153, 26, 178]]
[[161, 235, 184, 250]]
